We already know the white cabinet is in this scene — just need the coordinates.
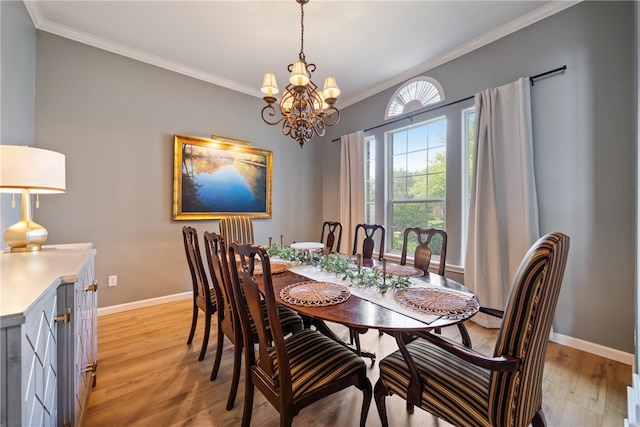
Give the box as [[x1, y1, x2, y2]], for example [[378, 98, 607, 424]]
[[0, 244, 97, 427]]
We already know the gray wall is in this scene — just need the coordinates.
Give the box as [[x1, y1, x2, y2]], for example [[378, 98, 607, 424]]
[[1, 1, 36, 244], [31, 33, 324, 308], [323, 1, 635, 353]]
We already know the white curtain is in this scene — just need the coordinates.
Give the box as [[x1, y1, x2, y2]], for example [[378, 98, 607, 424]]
[[339, 131, 365, 255], [465, 78, 540, 328]]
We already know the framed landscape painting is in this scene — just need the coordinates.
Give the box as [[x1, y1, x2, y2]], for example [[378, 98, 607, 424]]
[[173, 134, 272, 220]]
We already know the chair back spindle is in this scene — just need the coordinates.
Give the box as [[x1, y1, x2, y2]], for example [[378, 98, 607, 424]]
[[400, 227, 448, 275], [320, 221, 343, 253], [352, 223, 385, 260]]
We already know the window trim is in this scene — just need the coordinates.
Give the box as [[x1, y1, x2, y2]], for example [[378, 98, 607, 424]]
[[365, 97, 475, 267]]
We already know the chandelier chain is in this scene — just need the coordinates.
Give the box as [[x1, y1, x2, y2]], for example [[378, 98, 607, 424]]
[[299, 1, 305, 62]]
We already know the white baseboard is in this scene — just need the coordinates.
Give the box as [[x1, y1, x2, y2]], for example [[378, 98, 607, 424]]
[[97, 292, 635, 366], [97, 292, 191, 316], [550, 330, 634, 366]]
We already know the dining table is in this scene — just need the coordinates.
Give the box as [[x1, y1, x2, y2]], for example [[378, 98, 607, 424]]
[[260, 255, 480, 364]]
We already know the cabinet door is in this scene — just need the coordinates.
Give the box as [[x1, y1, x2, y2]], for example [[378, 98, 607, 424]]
[[22, 285, 60, 427], [57, 257, 96, 427], [73, 257, 97, 425], [57, 283, 74, 427], [74, 280, 97, 423]]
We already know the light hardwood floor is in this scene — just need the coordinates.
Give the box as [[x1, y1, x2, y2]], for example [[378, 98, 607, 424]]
[[85, 299, 630, 427]]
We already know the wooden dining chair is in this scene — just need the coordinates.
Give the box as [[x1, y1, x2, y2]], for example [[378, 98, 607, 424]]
[[399, 227, 471, 347], [219, 215, 254, 244], [352, 223, 385, 260], [182, 226, 217, 361], [400, 226, 447, 275], [374, 232, 570, 427], [320, 220, 343, 253], [349, 223, 385, 356], [202, 231, 304, 411], [350, 223, 386, 358], [228, 242, 372, 427]]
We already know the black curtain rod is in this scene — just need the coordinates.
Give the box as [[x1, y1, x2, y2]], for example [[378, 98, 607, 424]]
[[332, 65, 567, 142], [529, 65, 567, 85]]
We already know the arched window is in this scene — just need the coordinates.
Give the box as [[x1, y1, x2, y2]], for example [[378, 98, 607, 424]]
[[385, 76, 445, 120]]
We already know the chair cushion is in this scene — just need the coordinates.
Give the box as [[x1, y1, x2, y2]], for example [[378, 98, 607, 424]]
[[274, 303, 304, 334], [379, 337, 492, 427], [271, 329, 365, 400], [250, 300, 303, 336]]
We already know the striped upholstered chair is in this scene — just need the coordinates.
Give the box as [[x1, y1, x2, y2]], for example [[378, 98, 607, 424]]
[[374, 232, 570, 427], [219, 215, 254, 244], [228, 242, 372, 427]]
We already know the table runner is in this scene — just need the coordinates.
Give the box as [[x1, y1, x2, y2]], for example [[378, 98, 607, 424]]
[[288, 264, 458, 325]]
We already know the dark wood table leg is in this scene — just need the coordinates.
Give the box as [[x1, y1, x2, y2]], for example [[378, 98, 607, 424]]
[[311, 319, 376, 365]]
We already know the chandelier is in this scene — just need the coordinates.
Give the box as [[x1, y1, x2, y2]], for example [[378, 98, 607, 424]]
[[260, 0, 340, 148]]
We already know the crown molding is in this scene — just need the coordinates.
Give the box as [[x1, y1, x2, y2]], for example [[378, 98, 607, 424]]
[[22, 1, 262, 98], [339, 0, 581, 108], [22, 0, 580, 107]]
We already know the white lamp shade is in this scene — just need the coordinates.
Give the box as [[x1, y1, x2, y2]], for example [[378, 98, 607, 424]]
[[289, 61, 310, 87], [322, 76, 340, 99], [0, 145, 66, 194], [260, 72, 279, 96]]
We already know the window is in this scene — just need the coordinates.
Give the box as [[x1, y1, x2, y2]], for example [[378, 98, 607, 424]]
[[365, 137, 376, 223], [463, 108, 475, 204], [461, 107, 475, 254], [388, 118, 446, 252], [365, 78, 474, 266], [385, 77, 445, 120]]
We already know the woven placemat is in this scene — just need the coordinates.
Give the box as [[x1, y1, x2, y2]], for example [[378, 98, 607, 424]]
[[394, 287, 479, 319], [253, 261, 291, 276], [280, 281, 350, 307], [375, 264, 424, 277]]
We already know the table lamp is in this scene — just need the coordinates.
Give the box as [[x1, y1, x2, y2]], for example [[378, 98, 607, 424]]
[[0, 145, 66, 252]]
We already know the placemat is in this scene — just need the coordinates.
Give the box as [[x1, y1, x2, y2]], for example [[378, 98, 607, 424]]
[[253, 261, 291, 276], [375, 264, 424, 277], [280, 281, 350, 307], [394, 287, 479, 319]]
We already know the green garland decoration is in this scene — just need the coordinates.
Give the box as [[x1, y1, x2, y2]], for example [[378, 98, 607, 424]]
[[265, 246, 411, 295]]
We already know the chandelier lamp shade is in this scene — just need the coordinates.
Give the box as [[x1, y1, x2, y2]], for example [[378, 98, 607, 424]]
[[0, 145, 66, 252], [260, 0, 340, 148]]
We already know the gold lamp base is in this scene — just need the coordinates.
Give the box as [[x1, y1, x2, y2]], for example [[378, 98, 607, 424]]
[[4, 189, 48, 252], [5, 219, 47, 252]]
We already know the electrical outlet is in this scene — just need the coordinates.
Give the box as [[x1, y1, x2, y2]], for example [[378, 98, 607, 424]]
[[108, 275, 117, 287]]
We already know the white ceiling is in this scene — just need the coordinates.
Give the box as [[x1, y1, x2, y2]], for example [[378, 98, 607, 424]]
[[24, 0, 578, 107]]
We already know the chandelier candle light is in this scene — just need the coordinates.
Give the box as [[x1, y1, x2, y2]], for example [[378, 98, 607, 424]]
[[0, 145, 66, 252], [260, 0, 340, 148]]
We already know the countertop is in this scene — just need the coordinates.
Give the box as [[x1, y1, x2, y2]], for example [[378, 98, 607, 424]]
[[1, 243, 96, 321]]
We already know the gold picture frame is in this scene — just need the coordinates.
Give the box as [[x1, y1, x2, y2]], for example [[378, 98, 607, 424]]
[[173, 134, 272, 220]]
